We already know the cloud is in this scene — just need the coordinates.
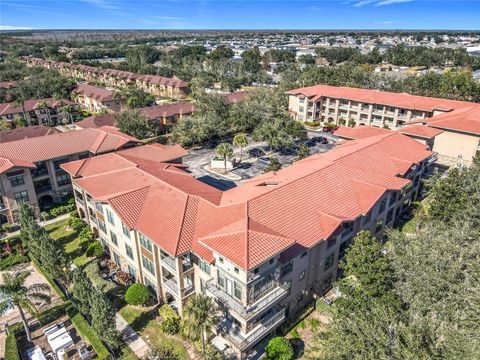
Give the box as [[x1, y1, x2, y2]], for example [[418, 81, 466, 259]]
[[375, 0, 412, 5], [0, 25, 34, 30], [81, 0, 128, 15], [352, 0, 412, 6]]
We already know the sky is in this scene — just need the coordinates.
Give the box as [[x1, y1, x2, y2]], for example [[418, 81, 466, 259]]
[[0, 0, 479, 31]]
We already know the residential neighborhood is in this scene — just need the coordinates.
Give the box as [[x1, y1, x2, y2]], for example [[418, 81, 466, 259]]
[[0, 2, 479, 360]]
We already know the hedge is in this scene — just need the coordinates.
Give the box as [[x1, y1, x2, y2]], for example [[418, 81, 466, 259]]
[[66, 305, 111, 360], [0, 254, 30, 271], [5, 333, 21, 360], [37, 302, 69, 326]]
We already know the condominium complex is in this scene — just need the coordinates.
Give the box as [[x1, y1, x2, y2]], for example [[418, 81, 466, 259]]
[[288, 85, 480, 166], [72, 83, 123, 113], [77, 102, 196, 134], [0, 98, 77, 126], [0, 126, 139, 224], [0, 126, 60, 144], [63, 131, 433, 359], [24, 57, 189, 99]]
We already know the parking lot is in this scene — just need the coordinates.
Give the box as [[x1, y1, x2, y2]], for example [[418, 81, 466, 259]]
[[182, 130, 338, 190]]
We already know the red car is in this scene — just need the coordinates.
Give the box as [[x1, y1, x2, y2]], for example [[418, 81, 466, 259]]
[[322, 125, 338, 133]]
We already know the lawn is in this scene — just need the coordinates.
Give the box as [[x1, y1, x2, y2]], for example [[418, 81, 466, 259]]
[[400, 217, 417, 234], [119, 305, 189, 360], [45, 218, 92, 267]]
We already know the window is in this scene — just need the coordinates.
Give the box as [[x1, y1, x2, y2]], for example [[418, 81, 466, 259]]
[[95, 202, 103, 214], [253, 267, 259, 274], [143, 276, 155, 290], [280, 262, 293, 276], [219, 257, 224, 264], [327, 238, 336, 249], [56, 174, 71, 186], [98, 219, 106, 233], [125, 243, 134, 259], [122, 223, 130, 238], [389, 192, 398, 206], [234, 281, 242, 300], [363, 211, 371, 225], [14, 191, 29, 204], [269, 258, 275, 265], [217, 271, 225, 288], [53, 158, 69, 171], [301, 251, 308, 258], [200, 279, 206, 293], [110, 231, 118, 246], [9, 174, 25, 187], [234, 267, 239, 274], [106, 209, 115, 225], [199, 259, 211, 275], [113, 252, 121, 265], [299, 106, 304, 113], [324, 254, 335, 270], [127, 265, 136, 279], [299, 271, 305, 281], [139, 234, 153, 252], [286, 281, 292, 295], [386, 208, 394, 224], [379, 198, 387, 214], [142, 255, 155, 275]]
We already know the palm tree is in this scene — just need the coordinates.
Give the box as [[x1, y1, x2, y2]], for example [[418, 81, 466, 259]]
[[59, 104, 74, 128], [233, 133, 248, 163], [215, 143, 234, 174], [182, 294, 218, 357], [0, 271, 51, 342]]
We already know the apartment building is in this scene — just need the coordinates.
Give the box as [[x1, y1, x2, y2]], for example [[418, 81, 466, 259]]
[[72, 83, 123, 113], [288, 84, 480, 166], [0, 126, 138, 224], [76, 102, 195, 135], [62, 131, 434, 359], [24, 57, 190, 99], [0, 98, 77, 126]]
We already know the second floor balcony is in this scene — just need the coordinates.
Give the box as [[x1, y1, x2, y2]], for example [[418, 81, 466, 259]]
[[206, 279, 288, 320]]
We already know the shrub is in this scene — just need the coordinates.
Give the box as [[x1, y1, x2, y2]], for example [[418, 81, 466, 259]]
[[304, 121, 321, 127], [40, 211, 50, 221], [37, 303, 69, 326], [2, 223, 13, 232], [265, 337, 294, 360], [86, 242, 104, 258], [159, 304, 180, 334], [0, 254, 30, 271], [5, 334, 20, 360], [289, 327, 301, 339], [69, 217, 85, 231], [125, 283, 150, 306], [79, 227, 94, 243]]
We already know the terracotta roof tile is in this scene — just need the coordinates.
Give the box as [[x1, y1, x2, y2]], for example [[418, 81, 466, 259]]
[[398, 124, 444, 138]]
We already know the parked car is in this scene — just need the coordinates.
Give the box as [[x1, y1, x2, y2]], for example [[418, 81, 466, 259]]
[[323, 126, 337, 133], [248, 148, 265, 157], [279, 146, 297, 155], [257, 157, 271, 166], [311, 136, 329, 144]]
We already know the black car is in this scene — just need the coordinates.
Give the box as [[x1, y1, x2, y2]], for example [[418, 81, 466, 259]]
[[308, 136, 329, 146], [248, 148, 265, 157], [279, 146, 297, 155]]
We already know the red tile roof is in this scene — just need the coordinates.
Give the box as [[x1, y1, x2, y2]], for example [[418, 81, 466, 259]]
[[67, 131, 432, 269], [0, 127, 138, 173], [76, 102, 195, 129], [138, 74, 188, 89], [287, 84, 472, 113], [225, 91, 247, 104], [398, 124, 444, 139], [73, 84, 116, 102], [334, 125, 390, 140], [0, 98, 74, 116], [425, 105, 480, 135], [0, 81, 16, 89], [0, 125, 60, 143]]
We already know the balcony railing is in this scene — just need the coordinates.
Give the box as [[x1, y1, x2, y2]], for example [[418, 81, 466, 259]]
[[206, 279, 288, 320], [35, 185, 52, 194], [161, 255, 177, 272], [163, 277, 179, 295], [219, 308, 286, 350]]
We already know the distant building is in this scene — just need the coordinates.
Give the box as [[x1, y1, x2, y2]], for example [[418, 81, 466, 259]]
[[72, 83, 123, 113], [0, 125, 60, 143], [0, 98, 77, 126]]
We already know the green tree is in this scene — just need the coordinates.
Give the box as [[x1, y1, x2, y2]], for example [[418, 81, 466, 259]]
[[125, 283, 150, 306], [13, 114, 26, 128], [242, 47, 262, 74], [232, 133, 248, 163], [296, 143, 310, 160], [215, 143, 234, 173], [114, 109, 154, 139], [264, 158, 282, 173], [72, 268, 94, 316], [181, 294, 219, 357], [90, 290, 121, 349], [265, 337, 294, 360], [0, 271, 51, 342]]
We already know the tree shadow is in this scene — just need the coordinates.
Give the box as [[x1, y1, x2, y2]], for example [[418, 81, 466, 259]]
[[291, 338, 305, 359], [129, 310, 155, 333]]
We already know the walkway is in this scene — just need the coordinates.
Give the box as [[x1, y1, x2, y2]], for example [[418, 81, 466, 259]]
[[116, 313, 150, 358], [0, 213, 71, 240]]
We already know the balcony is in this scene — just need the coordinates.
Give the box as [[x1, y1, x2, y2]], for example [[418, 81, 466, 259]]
[[206, 279, 288, 320], [34, 185, 52, 194], [161, 254, 177, 272], [218, 308, 286, 350], [31, 168, 49, 178], [163, 277, 179, 295]]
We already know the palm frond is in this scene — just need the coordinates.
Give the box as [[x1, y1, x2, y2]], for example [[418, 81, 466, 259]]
[[27, 283, 50, 294], [28, 292, 51, 305], [0, 300, 14, 316], [19, 299, 38, 316]]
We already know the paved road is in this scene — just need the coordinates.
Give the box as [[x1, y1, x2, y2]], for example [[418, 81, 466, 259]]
[[183, 131, 338, 189]]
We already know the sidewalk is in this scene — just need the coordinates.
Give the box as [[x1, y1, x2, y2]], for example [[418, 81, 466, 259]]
[[0, 213, 71, 240], [116, 313, 149, 358]]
